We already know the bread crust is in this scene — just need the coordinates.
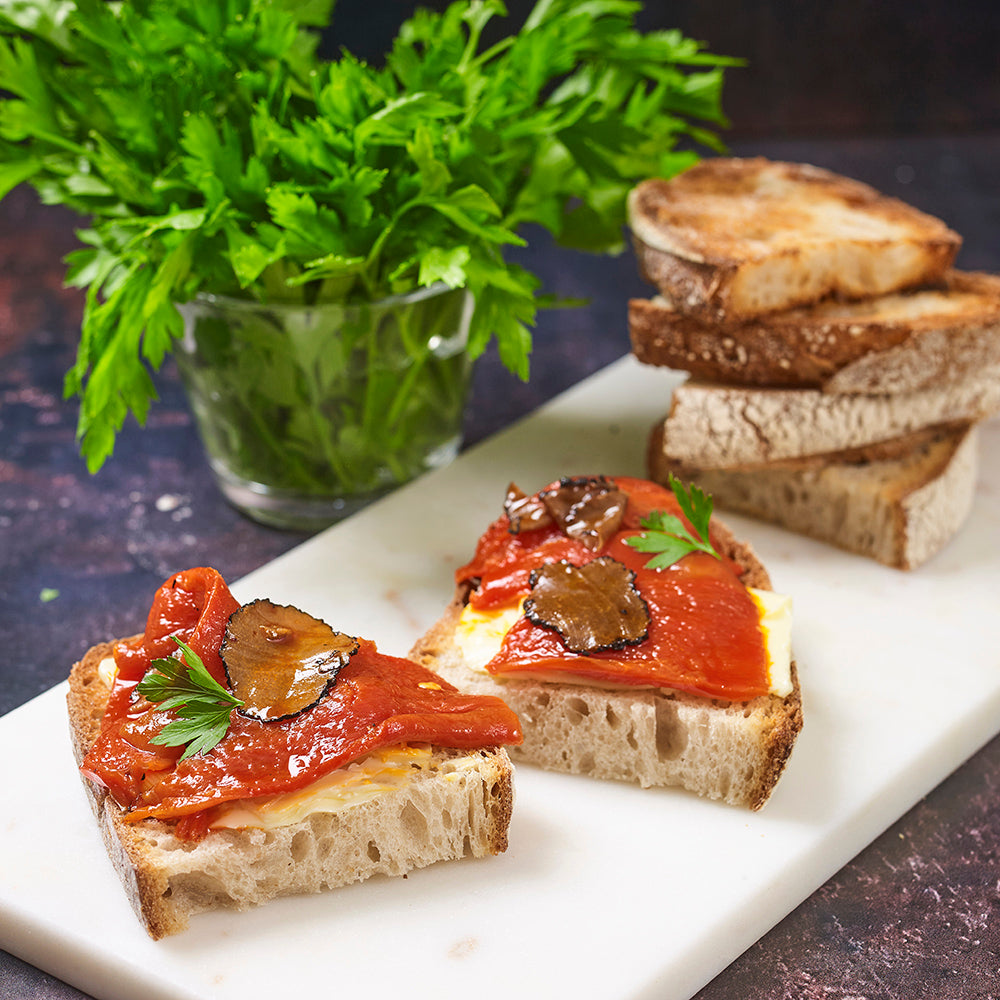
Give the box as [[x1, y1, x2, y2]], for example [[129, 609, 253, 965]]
[[654, 376, 1000, 471], [67, 640, 515, 939], [409, 514, 802, 811], [649, 423, 978, 570], [628, 158, 960, 325], [629, 271, 1000, 394], [647, 419, 972, 474]]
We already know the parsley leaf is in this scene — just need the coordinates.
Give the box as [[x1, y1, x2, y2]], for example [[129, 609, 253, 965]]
[[137, 637, 244, 762], [625, 474, 720, 569], [0, 0, 741, 470]]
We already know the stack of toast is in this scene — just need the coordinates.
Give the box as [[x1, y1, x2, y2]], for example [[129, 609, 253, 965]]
[[627, 157, 1000, 569]]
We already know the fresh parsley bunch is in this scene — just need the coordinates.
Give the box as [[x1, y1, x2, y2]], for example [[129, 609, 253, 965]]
[[0, 0, 739, 471]]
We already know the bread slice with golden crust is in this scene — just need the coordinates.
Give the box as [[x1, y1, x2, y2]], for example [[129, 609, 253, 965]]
[[649, 423, 979, 571], [629, 270, 1000, 394], [628, 158, 960, 326], [409, 515, 802, 811], [67, 640, 514, 940]]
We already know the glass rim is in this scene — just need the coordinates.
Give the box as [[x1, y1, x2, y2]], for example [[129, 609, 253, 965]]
[[181, 281, 466, 315]]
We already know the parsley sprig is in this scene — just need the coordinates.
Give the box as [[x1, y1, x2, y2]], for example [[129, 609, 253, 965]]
[[0, 0, 740, 471], [137, 637, 244, 761], [625, 474, 720, 569]]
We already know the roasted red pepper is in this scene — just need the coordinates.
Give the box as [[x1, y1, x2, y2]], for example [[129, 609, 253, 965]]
[[457, 477, 771, 702], [81, 568, 521, 837]]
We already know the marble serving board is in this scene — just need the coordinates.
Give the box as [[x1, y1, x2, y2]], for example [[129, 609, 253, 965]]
[[2, 355, 999, 1000]]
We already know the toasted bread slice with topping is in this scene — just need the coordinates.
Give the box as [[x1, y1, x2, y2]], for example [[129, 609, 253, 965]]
[[410, 495, 802, 811], [648, 423, 978, 570], [68, 640, 514, 939], [628, 158, 960, 325], [630, 270, 1000, 394]]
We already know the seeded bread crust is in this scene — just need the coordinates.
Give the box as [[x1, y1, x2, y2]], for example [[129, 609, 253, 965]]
[[628, 158, 960, 326], [649, 423, 979, 571], [629, 270, 1000, 394], [67, 640, 515, 940], [408, 518, 802, 811]]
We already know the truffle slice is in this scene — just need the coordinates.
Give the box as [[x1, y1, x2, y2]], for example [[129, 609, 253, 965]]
[[505, 477, 628, 550], [539, 477, 627, 550], [221, 599, 359, 722], [524, 557, 650, 654], [504, 482, 554, 533]]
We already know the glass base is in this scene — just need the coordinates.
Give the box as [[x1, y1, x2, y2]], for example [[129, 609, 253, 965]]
[[212, 435, 462, 532], [176, 284, 474, 532]]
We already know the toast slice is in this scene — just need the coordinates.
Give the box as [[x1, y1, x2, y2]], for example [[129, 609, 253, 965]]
[[409, 481, 802, 811], [653, 375, 1000, 470], [649, 424, 979, 570], [630, 270, 1000, 394], [68, 639, 514, 939], [628, 158, 960, 325]]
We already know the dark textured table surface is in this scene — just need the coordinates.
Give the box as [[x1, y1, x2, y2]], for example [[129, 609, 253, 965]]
[[2, 132, 999, 1000]]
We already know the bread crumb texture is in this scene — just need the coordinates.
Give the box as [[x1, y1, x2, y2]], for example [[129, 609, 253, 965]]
[[650, 425, 978, 570], [410, 559, 802, 813], [99, 745, 513, 939]]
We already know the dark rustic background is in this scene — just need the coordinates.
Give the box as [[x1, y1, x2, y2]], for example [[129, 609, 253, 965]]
[[3, 3, 1000, 999], [321, 0, 1000, 137]]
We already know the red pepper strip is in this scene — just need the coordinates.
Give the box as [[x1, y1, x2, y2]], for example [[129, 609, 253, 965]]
[[80, 569, 522, 832], [81, 567, 240, 800], [487, 545, 770, 701], [111, 566, 239, 687], [95, 640, 520, 823], [458, 476, 770, 701], [458, 475, 746, 611]]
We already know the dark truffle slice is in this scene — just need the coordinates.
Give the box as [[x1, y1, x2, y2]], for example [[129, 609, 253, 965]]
[[221, 599, 359, 722], [539, 476, 627, 551], [504, 482, 554, 533], [523, 557, 650, 654]]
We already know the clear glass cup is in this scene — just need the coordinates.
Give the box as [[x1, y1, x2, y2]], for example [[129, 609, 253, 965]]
[[175, 284, 474, 530]]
